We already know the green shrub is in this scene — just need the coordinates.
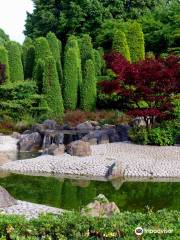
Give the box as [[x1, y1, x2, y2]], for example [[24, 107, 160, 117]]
[[0, 45, 10, 83], [129, 127, 149, 145], [93, 49, 103, 76], [127, 22, 145, 62], [5, 41, 24, 82], [47, 32, 63, 84], [43, 56, 64, 118], [112, 30, 131, 61], [0, 210, 179, 239], [33, 59, 45, 94], [0, 81, 42, 120], [34, 37, 51, 62], [148, 127, 175, 146], [63, 46, 79, 110], [80, 59, 97, 111]]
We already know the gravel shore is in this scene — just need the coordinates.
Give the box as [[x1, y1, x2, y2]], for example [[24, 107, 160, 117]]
[[1, 143, 180, 179]]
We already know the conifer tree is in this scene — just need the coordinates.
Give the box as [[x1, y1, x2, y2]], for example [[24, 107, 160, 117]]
[[112, 30, 131, 61], [47, 32, 63, 83], [63, 47, 79, 110], [33, 59, 45, 94], [80, 59, 97, 111], [93, 49, 103, 76], [127, 22, 145, 62], [5, 41, 24, 82], [43, 56, 64, 118], [80, 34, 94, 71], [0, 46, 10, 83]]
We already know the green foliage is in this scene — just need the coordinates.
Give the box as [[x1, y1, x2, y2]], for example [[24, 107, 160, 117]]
[[22, 37, 35, 79], [80, 59, 97, 111], [112, 30, 131, 61], [63, 46, 79, 110], [34, 37, 51, 62], [127, 22, 145, 62], [0, 46, 10, 83], [0, 81, 42, 120], [129, 127, 149, 145], [46, 32, 63, 83], [80, 34, 94, 70], [5, 41, 24, 82], [43, 56, 64, 118], [0, 210, 179, 239], [0, 28, 9, 44], [33, 59, 45, 94], [148, 127, 175, 146], [93, 49, 103, 76]]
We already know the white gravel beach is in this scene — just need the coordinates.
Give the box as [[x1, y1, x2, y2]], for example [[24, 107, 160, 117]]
[[1, 142, 180, 179]]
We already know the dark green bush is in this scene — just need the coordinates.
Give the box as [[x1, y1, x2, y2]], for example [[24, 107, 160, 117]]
[[129, 127, 149, 145], [0, 46, 10, 83], [0, 210, 179, 239]]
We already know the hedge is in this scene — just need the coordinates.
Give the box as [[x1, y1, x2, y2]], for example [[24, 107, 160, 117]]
[[0, 210, 179, 239], [0, 45, 10, 83]]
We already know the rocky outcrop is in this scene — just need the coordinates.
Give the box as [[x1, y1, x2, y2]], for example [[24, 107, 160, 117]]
[[81, 194, 120, 217], [0, 186, 17, 208], [18, 132, 42, 152], [0, 153, 10, 165], [43, 143, 65, 156], [67, 140, 92, 157]]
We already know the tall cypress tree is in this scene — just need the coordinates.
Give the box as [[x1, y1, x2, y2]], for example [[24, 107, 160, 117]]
[[5, 41, 24, 82], [127, 22, 145, 62], [112, 30, 131, 61], [80, 59, 97, 111], [93, 49, 103, 76], [80, 34, 94, 71], [22, 37, 35, 79], [0, 46, 10, 83], [63, 47, 79, 110], [43, 56, 64, 118], [47, 32, 63, 84]]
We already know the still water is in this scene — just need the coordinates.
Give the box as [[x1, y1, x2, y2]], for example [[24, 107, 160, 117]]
[[0, 173, 179, 212]]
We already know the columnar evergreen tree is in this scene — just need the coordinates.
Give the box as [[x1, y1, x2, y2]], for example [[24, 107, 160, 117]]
[[63, 47, 79, 110], [22, 37, 35, 79], [112, 30, 131, 61], [5, 41, 24, 82], [80, 34, 94, 71], [46, 32, 63, 83], [126, 22, 145, 62], [0, 46, 10, 83], [33, 37, 51, 91], [93, 49, 103, 76], [43, 56, 64, 118], [65, 35, 82, 86], [80, 59, 97, 111]]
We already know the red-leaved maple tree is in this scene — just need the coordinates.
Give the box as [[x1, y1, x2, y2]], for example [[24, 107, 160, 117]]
[[100, 53, 179, 127]]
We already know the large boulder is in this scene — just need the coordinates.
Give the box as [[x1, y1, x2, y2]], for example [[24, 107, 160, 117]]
[[0, 153, 10, 165], [43, 119, 57, 129], [76, 121, 94, 130], [67, 140, 92, 157], [116, 125, 130, 142], [81, 194, 120, 217], [18, 132, 42, 152], [0, 186, 17, 208]]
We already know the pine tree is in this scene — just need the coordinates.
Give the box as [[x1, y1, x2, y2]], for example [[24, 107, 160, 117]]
[[127, 22, 145, 62], [47, 32, 63, 83], [112, 30, 131, 61], [0, 46, 10, 83], [80, 59, 97, 111], [63, 47, 79, 110], [43, 56, 64, 118], [5, 41, 24, 82]]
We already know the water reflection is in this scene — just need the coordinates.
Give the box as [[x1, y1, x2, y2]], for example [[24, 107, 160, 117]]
[[0, 173, 179, 212]]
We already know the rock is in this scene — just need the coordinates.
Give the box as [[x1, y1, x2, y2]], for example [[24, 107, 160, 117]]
[[81, 194, 120, 217], [43, 119, 57, 129], [106, 162, 123, 179], [132, 117, 146, 127], [98, 134, 109, 144], [53, 145, 65, 156], [106, 128, 120, 143], [88, 138, 98, 145], [18, 132, 42, 152], [31, 124, 46, 134], [0, 153, 10, 165], [89, 121, 99, 127], [0, 186, 17, 208], [76, 121, 94, 130], [116, 125, 130, 142], [11, 132, 21, 139], [67, 140, 92, 157]]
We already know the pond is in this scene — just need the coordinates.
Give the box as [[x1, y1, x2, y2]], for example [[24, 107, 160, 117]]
[[0, 173, 179, 212]]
